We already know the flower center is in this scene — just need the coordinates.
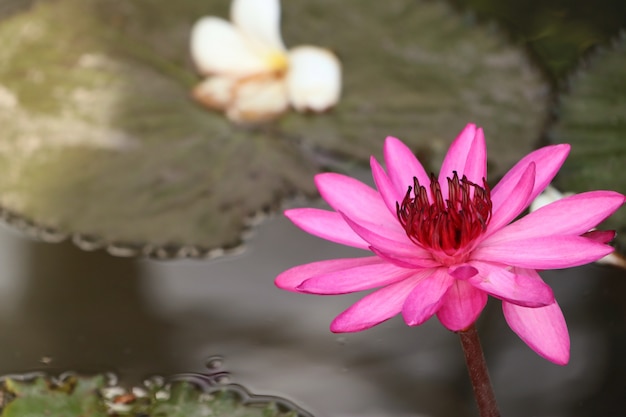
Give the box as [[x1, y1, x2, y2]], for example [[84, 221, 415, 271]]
[[396, 172, 492, 256], [266, 51, 289, 74]]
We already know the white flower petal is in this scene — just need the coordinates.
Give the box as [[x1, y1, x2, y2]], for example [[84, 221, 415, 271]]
[[286, 46, 342, 112], [596, 252, 626, 269], [191, 76, 235, 111], [529, 185, 573, 212], [231, 0, 286, 52], [226, 76, 290, 122], [190, 17, 268, 76]]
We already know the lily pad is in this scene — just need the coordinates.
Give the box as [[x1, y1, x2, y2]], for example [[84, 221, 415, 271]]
[[0, 374, 310, 417], [548, 34, 626, 248], [280, 0, 549, 168], [1, 375, 108, 417], [0, 0, 549, 257], [150, 383, 302, 417], [0, 0, 35, 20], [452, 0, 624, 78]]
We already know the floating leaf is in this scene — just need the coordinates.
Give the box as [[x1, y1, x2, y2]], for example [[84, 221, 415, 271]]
[[0, 374, 310, 417], [0, 0, 35, 20], [548, 34, 626, 248], [150, 383, 301, 417], [1, 375, 108, 417], [0, 0, 549, 257], [280, 0, 549, 168], [453, 0, 622, 78]]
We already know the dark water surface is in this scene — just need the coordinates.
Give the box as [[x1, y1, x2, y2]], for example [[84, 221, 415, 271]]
[[1, 216, 625, 417]]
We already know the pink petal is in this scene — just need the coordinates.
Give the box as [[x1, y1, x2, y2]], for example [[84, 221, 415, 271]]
[[330, 270, 433, 332], [448, 264, 478, 280], [383, 136, 431, 199], [341, 214, 433, 260], [467, 261, 554, 307], [491, 144, 570, 213], [460, 127, 487, 185], [583, 230, 616, 243], [503, 300, 570, 365], [370, 246, 440, 269], [298, 262, 416, 294], [484, 163, 535, 236], [402, 268, 454, 326], [315, 173, 396, 224], [358, 218, 412, 243], [371, 156, 403, 216], [438, 124, 487, 197], [275, 256, 382, 291], [436, 280, 488, 331], [487, 191, 625, 243], [285, 208, 368, 249], [473, 235, 616, 269]]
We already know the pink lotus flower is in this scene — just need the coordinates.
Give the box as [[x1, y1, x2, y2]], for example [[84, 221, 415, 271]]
[[275, 123, 625, 365]]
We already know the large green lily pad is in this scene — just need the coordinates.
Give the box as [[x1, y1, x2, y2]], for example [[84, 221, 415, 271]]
[[452, 0, 624, 78], [280, 0, 549, 166], [1, 375, 108, 417], [0, 375, 309, 417], [0, 0, 549, 257], [150, 383, 302, 417], [548, 35, 626, 248]]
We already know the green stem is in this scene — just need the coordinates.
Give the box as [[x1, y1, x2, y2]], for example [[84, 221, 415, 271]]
[[459, 324, 500, 417]]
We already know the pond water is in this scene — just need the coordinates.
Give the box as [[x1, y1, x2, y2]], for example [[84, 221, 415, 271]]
[[1, 212, 625, 417]]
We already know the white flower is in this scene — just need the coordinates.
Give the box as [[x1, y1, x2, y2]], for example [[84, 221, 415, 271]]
[[190, 0, 342, 123]]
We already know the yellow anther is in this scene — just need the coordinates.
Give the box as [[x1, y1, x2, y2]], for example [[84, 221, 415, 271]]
[[267, 51, 289, 73]]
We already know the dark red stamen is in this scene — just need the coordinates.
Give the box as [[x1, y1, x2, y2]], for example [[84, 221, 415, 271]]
[[396, 172, 492, 255]]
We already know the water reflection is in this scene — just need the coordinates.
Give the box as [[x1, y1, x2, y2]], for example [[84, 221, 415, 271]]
[[0, 224, 174, 379], [0, 217, 625, 417]]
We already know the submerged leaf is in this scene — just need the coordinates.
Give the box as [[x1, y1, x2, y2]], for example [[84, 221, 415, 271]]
[[0, 0, 548, 256], [549, 34, 626, 248]]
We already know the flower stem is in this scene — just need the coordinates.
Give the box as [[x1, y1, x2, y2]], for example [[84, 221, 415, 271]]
[[459, 324, 500, 417]]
